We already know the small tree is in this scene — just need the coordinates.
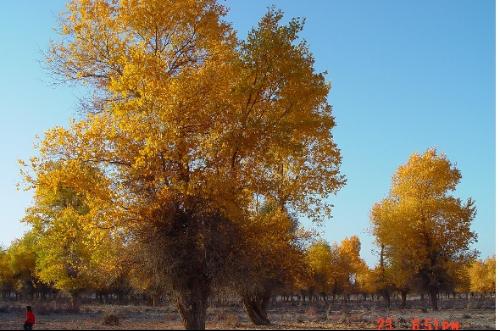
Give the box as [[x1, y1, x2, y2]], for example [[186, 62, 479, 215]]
[[469, 256, 496, 297], [23, 162, 121, 309], [6, 233, 41, 300], [305, 241, 334, 302], [337, 236, 365, 300], [0, 248, 15, 298], [357, 266, 379, 301]]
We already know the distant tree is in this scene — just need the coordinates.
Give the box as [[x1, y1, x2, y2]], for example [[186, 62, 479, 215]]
[[330, 243, 349, 303], [0, 248, 15, 298], [371, 149, 477, 310], [305, 241, 334, 302], [469, 256, 495, 296], [484, 257, 496, 294], [357, 265, 379, 300], [23, 162, 121, 309], [6, 233, 40, 300], [337, 236, 365, 298], [303, 236, 369, 307]]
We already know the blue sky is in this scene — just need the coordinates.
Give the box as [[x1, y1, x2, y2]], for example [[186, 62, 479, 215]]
[[0, 1, 495, 266]]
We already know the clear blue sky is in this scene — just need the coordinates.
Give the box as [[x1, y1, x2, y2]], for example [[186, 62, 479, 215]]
[[0, 1, 495, 266]]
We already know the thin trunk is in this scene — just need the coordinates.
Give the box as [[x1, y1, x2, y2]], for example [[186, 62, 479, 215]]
[[400, 290, 408, 309], [429, 289, 438, 311], [70, 293, 80, 311], [383, 290, 391, 308]]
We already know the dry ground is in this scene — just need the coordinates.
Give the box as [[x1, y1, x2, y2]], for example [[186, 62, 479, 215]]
[[0, 299, 495, 330]]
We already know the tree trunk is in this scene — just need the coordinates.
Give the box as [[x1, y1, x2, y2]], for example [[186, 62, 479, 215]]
[[382, 290, 391, 308], [70, 293, 80, 312], [429, 289, 438, 311], [243, 293, 271, 326], [400, 290, 407, 309], [176, 281, 210, 330]]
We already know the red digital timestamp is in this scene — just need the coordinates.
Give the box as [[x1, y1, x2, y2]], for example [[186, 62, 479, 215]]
[[377, 317, 461, 330]]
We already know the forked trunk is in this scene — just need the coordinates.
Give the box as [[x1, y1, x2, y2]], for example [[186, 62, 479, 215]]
[[243, 293, 271, 326]]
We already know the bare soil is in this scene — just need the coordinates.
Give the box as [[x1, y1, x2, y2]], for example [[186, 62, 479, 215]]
[[0, 299, 495, 330]]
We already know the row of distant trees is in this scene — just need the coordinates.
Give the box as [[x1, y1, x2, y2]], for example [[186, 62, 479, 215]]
[[0, 230, 495, 310], [303, 240, 495, 307]]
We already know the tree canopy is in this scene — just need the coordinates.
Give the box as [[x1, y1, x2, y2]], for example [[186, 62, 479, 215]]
[[22, 1, 345, 329]]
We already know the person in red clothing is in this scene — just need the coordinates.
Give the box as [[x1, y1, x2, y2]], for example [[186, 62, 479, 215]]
[[24, 306, 35, 330]]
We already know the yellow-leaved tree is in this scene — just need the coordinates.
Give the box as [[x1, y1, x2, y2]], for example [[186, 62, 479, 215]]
[[303, 236, 368, 306], [469, 256, 496, 297], [5, 233, 40, 300], [25, 1, 344, 329], [0, 248, 15, 298], [337, 236, 365, 299], [357, 265, 380, 301], [371, 149, 477, 310], [305, 241, 335, 302], [23, 161, 122, 308], [234, 202, 306, 325]]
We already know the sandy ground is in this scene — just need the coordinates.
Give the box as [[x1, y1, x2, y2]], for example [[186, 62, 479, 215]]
[[0, 300, 495, 330]]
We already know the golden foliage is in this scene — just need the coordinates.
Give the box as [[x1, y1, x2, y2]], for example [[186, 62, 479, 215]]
[[371, 149, 477, 308], [303, 236, 368, 297], [469, 256, 495, 294], [23, 162, 122, 295], [36, 0, 344, 227], [24, 2, 345, 327]]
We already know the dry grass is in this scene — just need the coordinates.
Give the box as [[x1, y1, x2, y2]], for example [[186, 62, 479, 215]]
[[0, 300, 495, 330]]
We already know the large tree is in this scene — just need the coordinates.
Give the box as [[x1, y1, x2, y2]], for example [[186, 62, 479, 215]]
[[371, 149, 477, 310], [26, 1, 344, 329]]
